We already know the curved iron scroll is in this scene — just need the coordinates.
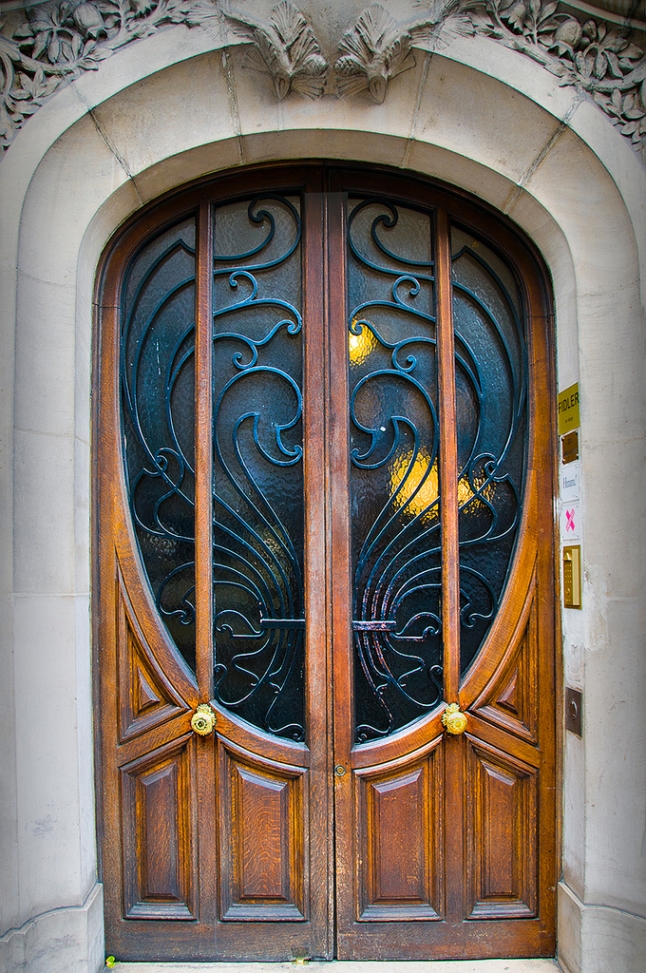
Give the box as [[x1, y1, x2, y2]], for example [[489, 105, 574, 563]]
[[347, 202, 529, 742], [451, 229, 528, 674], [121, 218, 198, 672], [347, 198, 444, 742], [210, 195, 306, 742]]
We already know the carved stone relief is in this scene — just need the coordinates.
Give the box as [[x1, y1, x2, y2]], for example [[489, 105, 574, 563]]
[[335, 4, 418, 105], [223, 0, 327, 100], [332, 2, 476, 104], [464, 0, 646, 152], [0, 0, 643, 158]]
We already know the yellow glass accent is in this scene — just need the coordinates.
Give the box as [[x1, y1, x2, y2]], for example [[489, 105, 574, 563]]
[[391, 449, 439, 522], [348, 319, 378, 365], [389, 452, 496, 523]]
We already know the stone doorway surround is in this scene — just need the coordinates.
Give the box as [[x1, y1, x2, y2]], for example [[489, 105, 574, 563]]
[[0, 3, 645, 973]]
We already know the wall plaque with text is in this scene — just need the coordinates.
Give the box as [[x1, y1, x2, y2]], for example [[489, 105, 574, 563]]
[[558, 383, 580, 436]]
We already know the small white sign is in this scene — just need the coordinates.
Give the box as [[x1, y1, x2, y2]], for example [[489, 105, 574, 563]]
[[560, 461, 581, 502], [560, 501, 581, 542]]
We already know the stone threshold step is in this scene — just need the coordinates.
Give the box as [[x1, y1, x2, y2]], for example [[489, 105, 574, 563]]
[[105, 960, 562, 973]]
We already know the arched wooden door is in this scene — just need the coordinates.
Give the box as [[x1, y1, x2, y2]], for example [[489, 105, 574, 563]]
[[95, 164, 557, 962]]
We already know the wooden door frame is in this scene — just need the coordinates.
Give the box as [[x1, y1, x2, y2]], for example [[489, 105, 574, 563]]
[[93, 161, 560, 962]]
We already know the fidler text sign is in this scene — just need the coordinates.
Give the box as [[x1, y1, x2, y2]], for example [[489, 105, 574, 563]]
[[558, 383, 580, 436]]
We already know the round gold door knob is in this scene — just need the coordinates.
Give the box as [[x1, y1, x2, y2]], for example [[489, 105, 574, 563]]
[[191, 703, 216, 737], [442, 702, 467, 735]]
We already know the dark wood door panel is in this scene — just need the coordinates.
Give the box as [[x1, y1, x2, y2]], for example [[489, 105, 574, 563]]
[[120, 735, 197, 920], [331, 169, 556, 962], [218, 739, 309, 921], [114, 508, 200, 708], [117, 579, 189, 744], [354, 737, 443, 921], [472, 569, 539, 744], [465, 735, 538, 919]]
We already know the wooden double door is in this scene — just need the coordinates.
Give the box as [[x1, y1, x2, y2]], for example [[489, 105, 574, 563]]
[[95, 164, 557, 962]]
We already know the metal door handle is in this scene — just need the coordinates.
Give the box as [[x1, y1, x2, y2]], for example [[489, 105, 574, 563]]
[[442, 703, 467, 735], [191, 703, 216, 737]]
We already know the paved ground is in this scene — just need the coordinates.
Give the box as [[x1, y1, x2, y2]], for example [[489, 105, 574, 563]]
[[105, 960, 562, 972]]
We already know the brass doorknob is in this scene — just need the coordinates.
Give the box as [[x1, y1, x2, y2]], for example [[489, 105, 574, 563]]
[[191, 703, 216, 737], [442, 702, 467, 735]]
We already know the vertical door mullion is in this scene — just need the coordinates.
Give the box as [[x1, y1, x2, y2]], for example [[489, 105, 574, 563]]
[[195, 199, 214, 698], [436, 206, 465, 926], [326, 183, 355, 941], [326, 188, 353, 764], [302, 180, 329, 754], [436, 207, 460, 703], [326, 181, 359, 949], [301, 178, 334, 958]]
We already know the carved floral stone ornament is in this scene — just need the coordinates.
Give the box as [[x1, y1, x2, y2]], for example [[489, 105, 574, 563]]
[[335, 3, 439, 104], [0, 0, 643, 159], [335, 4, 418, 105], [223, 0, 328, 100], [465, 0, 646, 151]]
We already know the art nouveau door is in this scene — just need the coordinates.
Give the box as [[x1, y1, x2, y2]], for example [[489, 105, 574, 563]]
[[95, 165, 557, 962]]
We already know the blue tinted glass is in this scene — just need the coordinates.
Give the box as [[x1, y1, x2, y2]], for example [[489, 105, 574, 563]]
[[451, 227, 527, 674], [210, 195, 305, 741], [347, 197, 442, 742], [121, 218, 197, 671]]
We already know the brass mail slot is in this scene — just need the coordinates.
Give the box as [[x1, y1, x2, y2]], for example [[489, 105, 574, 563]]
[[563, 545, 582, 609]]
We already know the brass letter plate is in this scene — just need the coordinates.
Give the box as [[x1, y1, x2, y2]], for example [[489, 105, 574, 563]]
[[561, 430, 579, 464], [563, 545, 581, 609]]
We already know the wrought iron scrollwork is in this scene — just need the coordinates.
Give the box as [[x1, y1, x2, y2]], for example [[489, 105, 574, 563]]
[[347, 198, 444, 742], [451, 232, 528, 673], [119, 191, 528, 746], [210, 194, 306, 741], [121, 219, 198, 671], [347, 202, 528, 741]]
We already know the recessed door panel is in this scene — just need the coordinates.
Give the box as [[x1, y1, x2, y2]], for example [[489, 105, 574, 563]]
[[465, 738, 538, 919], [473, 577, 539, 743], [356, 739, 443, 920], [121, 737, 196, 920], [218, 743, 308, 921], [117, 581, 188, 743]]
